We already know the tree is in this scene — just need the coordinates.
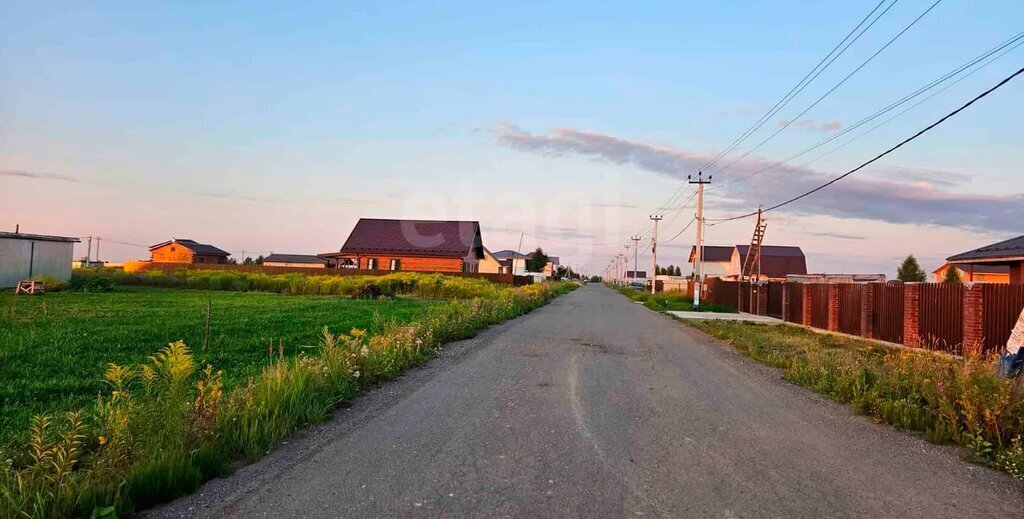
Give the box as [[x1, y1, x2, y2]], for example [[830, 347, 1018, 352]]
[[654, 263, 661, 276], [665, 264, 674, 276], [896, 255, 926, 282], [255, 255, 265, 266], [526, 247, 549, 273], [556, 265, 569, 279], [242, 256, 255, 266], [942, 265, 962, 284], [674, 265, 682, 276]]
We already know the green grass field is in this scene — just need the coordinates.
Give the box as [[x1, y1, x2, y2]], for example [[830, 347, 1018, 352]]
[[0, 287, 433, 444]]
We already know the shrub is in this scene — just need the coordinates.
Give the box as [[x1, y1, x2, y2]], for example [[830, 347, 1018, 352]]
[[33, 275, 67, 292]]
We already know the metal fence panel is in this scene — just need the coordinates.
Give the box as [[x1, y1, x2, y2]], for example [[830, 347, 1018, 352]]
[[809, 284, 829, 329], [766, 282, 784, 319], [786, 283, 803, 323], [838, 284, 862, 336], [982, 284, 1024, 352], [873, 283, 904, 344], [919, 283, 963, 352]]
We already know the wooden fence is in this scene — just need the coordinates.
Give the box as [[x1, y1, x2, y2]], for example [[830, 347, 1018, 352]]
[[124, 261, 532, 285]]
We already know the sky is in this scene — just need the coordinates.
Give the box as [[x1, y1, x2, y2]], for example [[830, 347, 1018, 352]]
[[2, 0, 1022, 278]]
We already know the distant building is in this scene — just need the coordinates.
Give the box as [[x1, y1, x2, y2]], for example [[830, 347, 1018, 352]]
[[944, 235, 1024, 285], [0, 230, 80, 288], [932, 263, 1008, 284], [787, 273, 886, 284], [478, 247, 503, 274], [492, 250, 530, 275], [688, 246, 734, 279], [321, 218, 484, 273], [149, 239, 230, 264], [625, 270, 647, 280], [263, 254, 333, 269], [689, 244, 807, 281]]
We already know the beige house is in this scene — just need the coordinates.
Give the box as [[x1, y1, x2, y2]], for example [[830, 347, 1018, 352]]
[[478, 248, 503, 274]]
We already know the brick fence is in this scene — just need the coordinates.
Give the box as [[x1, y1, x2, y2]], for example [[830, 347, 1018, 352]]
[[722, 280, 1024, 354], [777, 282, 1024, 353]]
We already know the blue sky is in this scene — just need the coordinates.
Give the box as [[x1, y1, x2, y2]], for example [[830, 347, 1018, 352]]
[[2, 1, 1022, 276]]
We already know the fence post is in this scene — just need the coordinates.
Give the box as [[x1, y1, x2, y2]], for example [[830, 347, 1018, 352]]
[[860, 284, 875, 339], [801, 284, 813, 326], [757, 282, 769, 316], [962, 282, 984, 351], [782, 282, 790, 322], [827, 284, 840, 332], [903, 283, 921, 348]]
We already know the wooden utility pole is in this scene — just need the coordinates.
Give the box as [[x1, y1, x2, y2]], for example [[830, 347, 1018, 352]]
[[649, 215, 663, 294], [688, 171, 711, 306]]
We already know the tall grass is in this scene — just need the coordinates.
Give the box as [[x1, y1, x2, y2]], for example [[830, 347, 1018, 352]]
[[72, 269, 507, 300], [0, 282, 574, 518], [690, 321, 1024, 480]]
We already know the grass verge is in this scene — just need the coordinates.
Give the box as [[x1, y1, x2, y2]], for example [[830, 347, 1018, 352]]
[[612, 284, 737, 313], [0, 281, 575, 518], [687, 320, 1024, 481]]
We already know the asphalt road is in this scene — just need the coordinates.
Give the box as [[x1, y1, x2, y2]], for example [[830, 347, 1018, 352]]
[[150, 284, 1024, 518]]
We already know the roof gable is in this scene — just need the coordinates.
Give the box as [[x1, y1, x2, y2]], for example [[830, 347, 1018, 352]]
[[339, 218, 483, 258], [947, 235, 1024, 262], [735, 245, 807, 278]]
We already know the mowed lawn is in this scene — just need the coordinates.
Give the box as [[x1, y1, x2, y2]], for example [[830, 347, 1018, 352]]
[[0, 287, 433, 444]]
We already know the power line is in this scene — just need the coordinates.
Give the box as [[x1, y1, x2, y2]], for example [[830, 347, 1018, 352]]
[[624, 1, 898, 248], [661, 217, 698, 244], [696, 0, 893, 174], [708, 65, 1024, 224], [728, 29, 1024, 189], [520, 231, 626, 246], [746, 35, 1024, 193], [713, 0, 942, 175]]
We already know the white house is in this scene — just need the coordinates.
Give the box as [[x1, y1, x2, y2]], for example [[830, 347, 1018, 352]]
[[0, 230, 80, 288]]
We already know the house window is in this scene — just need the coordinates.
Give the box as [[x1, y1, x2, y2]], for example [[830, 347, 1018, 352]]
[[389, 259, 401, 271], [170, 246, 176, 252], [366, 258, 378, 270]]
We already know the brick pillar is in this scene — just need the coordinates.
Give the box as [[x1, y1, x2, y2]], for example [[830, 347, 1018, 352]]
[[903, 283, 921, 348], [801, 284, 813, 326], [962, 282, 984, 350], [757, 282, 769, 316], [782, 282, 791, 322], [860, 284, 875, 339], [827, 284, 840, 332]]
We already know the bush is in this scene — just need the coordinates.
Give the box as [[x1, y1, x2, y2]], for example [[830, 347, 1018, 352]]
[[33, 275, 67, 292]]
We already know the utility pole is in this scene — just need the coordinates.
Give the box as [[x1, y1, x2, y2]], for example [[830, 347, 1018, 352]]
[[631, 235, 641, 287], [85, 236, 92, 264], [624, 244, 631, 285], [688, 171, 711, 306], [649, 215, 662, 294], [95, 237, 101, 263]]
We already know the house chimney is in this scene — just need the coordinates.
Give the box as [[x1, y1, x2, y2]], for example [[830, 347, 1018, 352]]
[[15, 224, 19, 233]]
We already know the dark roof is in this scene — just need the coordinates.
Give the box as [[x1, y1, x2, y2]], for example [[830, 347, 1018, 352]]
[[338, 218, 483, 258], [492, 249, 530, 260], [149, 239, 230, 256], [0, 231, 79, 243], [688, 246, 734, 263], [264, 253, 328, 264], [735, 245, 807, 278], [947, 235, 1024, 262]]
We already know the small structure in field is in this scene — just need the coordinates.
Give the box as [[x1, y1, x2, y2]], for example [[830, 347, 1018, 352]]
[[321, 218, 484, 273], [263, 253, 334, 269], [148, 239, 230, 264], [0, 230, 80, 288]]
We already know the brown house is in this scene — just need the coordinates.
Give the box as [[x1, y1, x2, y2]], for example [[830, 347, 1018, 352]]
[[149, 239, 230, 264], [321, 218, 484, 273], [945, 235, 1024, 285]]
